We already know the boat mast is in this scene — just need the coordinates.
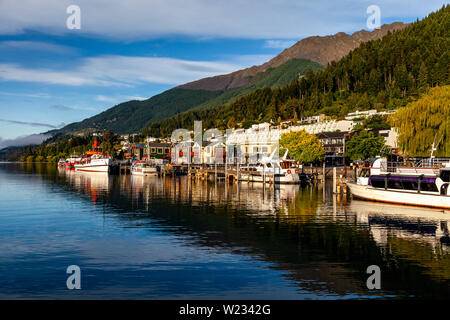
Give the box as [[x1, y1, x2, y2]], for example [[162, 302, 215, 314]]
[[430, 134, 443, 163]]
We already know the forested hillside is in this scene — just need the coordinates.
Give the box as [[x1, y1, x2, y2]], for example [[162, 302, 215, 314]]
[[143, 5, 449, 138]]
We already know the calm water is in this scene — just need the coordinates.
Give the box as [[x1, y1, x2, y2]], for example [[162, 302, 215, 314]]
[[0, 162, 449, 299]]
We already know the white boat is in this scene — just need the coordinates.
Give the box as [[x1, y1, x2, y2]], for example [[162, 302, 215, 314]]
[[75, 154, 112, 173], [346, 157, 450, 209], [131, 161, 158, 176], [238, 148, 301, 184], [74, 141, 112, 173]]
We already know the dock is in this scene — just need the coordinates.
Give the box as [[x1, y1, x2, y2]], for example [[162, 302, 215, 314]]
[[114, 161, 354, 190]]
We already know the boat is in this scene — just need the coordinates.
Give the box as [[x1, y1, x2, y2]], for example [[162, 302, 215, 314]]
[[239, 148, 301, 184], [131, 160, 158, 176], [74, 141, 112, 173], [346, 157, 450, 209], [64, 155, 80, 169], [57, 158, 65, 168]]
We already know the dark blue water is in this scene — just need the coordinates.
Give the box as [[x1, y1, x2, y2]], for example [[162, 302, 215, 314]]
[[0, 162, 449, 299]]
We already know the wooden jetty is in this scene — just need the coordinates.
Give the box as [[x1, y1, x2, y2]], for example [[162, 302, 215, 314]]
[[114, 160, 352, 190]]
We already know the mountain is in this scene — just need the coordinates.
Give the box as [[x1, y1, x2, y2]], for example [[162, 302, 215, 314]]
[[142, 5, 449, 138], [53, 22, 407, 136], [179, 22, 407, 91]]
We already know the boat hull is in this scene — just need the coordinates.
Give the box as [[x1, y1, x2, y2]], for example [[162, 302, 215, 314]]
[[239, 173, 300, 184], [75, 159, 112, 173], [131, 169, 158, 176], [346, 181, 450, 210]]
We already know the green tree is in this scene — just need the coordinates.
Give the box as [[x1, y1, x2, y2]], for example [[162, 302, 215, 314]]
[[345, 131, 386, 160], [227, 116, 237, 129], [418, 61, 429, 90], [280, 130, 325, 163], [362, 115, 391, 129], [390, 85, 450, 156]]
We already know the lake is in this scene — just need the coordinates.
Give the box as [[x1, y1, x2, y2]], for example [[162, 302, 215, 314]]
[[0, 162, 449, 299]]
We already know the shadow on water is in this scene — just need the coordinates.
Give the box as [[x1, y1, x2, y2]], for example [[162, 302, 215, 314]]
[[2, 163, 450, 299]]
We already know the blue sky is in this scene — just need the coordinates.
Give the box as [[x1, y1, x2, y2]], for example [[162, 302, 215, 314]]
[[0, 0, 446, 147]]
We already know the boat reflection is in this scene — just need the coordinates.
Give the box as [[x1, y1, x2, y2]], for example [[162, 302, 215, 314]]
[[349, 200, 450, 251], [61, 170, 111, 203]]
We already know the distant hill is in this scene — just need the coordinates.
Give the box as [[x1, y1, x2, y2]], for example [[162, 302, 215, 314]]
[[52, 22, 406, 136], [0, 146, 36, 161]]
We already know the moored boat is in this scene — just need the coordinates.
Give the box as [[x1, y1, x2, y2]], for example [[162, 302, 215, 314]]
[[57, 158, 65, 168], [64, 155, 80, 169], [346, 157, 450, 209], [74, 141, 112, 173], [131, 160, 158, 176], [239, 149, 301, 184]]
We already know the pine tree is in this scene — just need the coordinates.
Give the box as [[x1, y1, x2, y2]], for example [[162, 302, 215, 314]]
[[418, 61, 429, 89]]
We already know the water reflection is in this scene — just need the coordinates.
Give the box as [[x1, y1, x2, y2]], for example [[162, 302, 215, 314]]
[[1, 163, 449, 299]]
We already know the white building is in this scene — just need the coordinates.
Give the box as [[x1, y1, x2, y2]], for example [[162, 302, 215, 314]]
[[345, 109, 395, 120], [378, 129, 399, 149], [226, 123, 280, 163], [283, 120, 355, 135]]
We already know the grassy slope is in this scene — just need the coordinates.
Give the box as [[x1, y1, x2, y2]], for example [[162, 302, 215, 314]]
[[192, 59, 324, 111]]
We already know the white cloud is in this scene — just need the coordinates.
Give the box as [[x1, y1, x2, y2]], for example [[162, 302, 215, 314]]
[[0, 0, 443, 40], [0, 41, 76, 54], [49, 104, 73, 111], [264, 40, 296, 49], [48, 104, 98, 111], [96, 95, 148, 103], [0, 118, 64, 129], [0, 91, 51, 99], [0, 55, 247, 87], [127, 96, 147, 101], [0, 63, 116, 86], [95, 95, 118, 103]]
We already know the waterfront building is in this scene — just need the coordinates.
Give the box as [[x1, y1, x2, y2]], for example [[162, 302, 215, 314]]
[[226, 123, 281, 164], [171, 141, 194, 165], [202, 141, 226, 164], [148, 142, 171, 159], [130, 142, 172, 160], [283, 119, 355, 135], [375, 129, 399, 150], [316, 131, 351, 166], [316, 132, 350, 156]]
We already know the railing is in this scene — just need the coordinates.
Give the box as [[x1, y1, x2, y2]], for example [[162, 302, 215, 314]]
[[381, 158, 449, 174]]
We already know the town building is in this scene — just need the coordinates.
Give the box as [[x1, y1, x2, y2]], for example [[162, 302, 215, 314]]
[[345, 109, 395, 120], [316, 131, 351, 166], [226, 123, 280, 164], [373, 129, 399, 150], [283, 119, 355, 135], [148, 142, 171, 159], [130, 142, 171, 160]]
